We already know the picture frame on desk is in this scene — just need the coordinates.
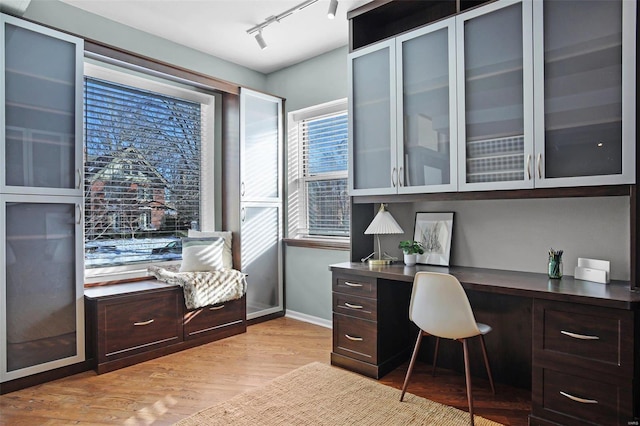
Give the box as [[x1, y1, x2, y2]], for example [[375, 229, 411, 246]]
[[413, 212, 454, 266]]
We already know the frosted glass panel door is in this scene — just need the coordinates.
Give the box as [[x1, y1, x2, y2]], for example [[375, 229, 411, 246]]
[[349, 40, 396, 195], [533, 0, 635, 187], [2, 16, 82, 195], [397, 20, 457, 193], [1, 197, 84, 381], [240, 204, 282, 319], [457, 0, 533, 191], [240, 90, 282, 201]]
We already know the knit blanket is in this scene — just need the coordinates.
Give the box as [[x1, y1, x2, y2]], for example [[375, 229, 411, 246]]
[[148, 265, 247, 310]]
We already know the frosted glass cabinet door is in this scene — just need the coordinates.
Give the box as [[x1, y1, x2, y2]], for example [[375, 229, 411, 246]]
[[397, 20, 458, 193], [348, 40, 397, 195], [240, 89, 282, 201], [457, 0, 534, 191], [240, 204, 282, 320], [1, 197, 84, 381], [1, 15, 83, 195], [533, 0, 635, 187]]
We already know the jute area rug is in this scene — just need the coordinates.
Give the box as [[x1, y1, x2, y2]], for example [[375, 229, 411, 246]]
[[174, 362, 503, 425]]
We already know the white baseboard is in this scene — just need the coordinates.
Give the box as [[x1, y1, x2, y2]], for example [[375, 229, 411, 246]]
[[285, 310, 332, 329]]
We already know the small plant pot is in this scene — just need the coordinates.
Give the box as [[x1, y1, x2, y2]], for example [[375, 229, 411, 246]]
[[404, 253, 417, 266]]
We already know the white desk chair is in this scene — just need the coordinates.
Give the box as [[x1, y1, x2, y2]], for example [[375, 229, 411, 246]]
[[400, 271, 495, 425]]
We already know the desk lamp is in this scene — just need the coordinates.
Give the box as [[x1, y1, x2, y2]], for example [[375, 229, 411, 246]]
[[364, 204, 403, 265]]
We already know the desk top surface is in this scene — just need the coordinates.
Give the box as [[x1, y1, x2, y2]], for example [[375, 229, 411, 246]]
[[330, 262, 640, 309]]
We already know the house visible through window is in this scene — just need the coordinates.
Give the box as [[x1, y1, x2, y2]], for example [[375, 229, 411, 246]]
[[83, 63, 215, 280], [288, 99, 349, 242]]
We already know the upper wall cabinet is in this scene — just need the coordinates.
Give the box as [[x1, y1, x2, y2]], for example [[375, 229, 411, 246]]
[[532, 0, 636, 188], [1, 15, 84, 197], [456, 0, 534, 191], [348, 40, 397, 196]]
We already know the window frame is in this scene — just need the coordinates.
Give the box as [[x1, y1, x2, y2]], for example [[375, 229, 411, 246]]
[[83, 61, 216, 283], [286, 98, 350, 250]]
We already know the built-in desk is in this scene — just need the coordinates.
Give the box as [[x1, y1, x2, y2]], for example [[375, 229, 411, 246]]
[[329, 262, 640, 426]]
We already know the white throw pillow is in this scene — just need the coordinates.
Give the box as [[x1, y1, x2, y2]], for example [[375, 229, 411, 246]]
[[187, 230, 233, 269], [179, 237, 224, 272]]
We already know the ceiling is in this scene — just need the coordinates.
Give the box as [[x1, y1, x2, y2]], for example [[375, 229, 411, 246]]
[[57, 0, 372, 74]]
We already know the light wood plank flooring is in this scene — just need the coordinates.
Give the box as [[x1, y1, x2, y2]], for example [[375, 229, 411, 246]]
[[0, 317, 530, 425]]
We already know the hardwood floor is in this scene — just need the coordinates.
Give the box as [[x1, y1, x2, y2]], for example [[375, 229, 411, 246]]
[[0, 317, 530, 425]]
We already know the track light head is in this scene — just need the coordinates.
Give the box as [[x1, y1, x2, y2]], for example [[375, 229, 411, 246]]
[[255, 30, 267, 50], [327, 0, 338, 19]]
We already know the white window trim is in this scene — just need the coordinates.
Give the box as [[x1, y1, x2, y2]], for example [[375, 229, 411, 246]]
[[83, 62, 216, 283], [287, 98, 349, 244]]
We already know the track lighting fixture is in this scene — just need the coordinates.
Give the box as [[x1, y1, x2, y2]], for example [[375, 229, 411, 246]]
[[247, 0, 337, 49], [327, 0, 338, 19], [255, 30, 267, 50]]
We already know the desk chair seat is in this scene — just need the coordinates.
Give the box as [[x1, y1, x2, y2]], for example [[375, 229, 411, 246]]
[[400, 272, 495, 425]]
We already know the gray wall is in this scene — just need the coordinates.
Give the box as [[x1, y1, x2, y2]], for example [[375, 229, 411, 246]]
[[266, 47, 351, 321]]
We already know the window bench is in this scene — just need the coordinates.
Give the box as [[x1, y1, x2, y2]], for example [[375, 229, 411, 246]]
[[84, 280, 246, 374]]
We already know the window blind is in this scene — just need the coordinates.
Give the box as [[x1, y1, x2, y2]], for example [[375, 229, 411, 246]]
[[300, 112, 349, 237], [83, 76, 201, 268]]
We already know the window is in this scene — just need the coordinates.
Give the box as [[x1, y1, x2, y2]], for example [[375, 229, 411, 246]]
[[83, 63, 215, 281], [288, 99, 349, 243]]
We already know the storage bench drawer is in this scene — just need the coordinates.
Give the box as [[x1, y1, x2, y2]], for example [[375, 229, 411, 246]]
[[183, 296, 246, 340], [99, 290, 181, 361], [333, 313, 377, 364]]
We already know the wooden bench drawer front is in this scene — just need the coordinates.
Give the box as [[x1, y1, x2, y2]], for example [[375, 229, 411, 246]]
[[333, 314, 377, 363], [183, 296, 246, 339], [102, 292, 180, 358], [333, 293, 376, 321], [537, 368, 630, 425], [333, 275, 376, 298], [535, 300, 632, 373]]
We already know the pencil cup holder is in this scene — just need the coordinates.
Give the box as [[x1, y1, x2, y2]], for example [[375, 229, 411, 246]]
[[548, 257, 563, 279]]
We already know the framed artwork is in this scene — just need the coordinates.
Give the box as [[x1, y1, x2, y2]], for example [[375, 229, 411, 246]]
[[413, 212, 454, 266]]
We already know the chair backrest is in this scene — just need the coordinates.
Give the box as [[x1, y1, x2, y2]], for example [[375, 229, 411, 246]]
[[409, 272, 481, 340]]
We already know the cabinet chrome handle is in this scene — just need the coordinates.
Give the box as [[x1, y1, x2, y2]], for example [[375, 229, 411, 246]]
[[344, 281, 363, 287], [76, 169, 82, 189], [344, 302, 363, 309], [76, 204, 82, 224], [241, 182, 245, 197], [391, 167, 397, 187], [209, 305, 225, 310], [241, 207, 246, 223], [398, 166, 403, 187], [560, 391, 598, 404], [345, 334, 363, 341], [537, 153, 542, 179], [526, 154, 531, 180], [561, 330, 600, 340], [134, 319, 154, 326]]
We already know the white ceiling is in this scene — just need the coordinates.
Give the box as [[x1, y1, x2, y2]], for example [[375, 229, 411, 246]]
[[58, 0, 372, 74]]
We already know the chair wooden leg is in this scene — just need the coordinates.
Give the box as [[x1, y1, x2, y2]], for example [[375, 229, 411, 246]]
[[479, 334, 495, 395], [462, 339, 475, 426], [400, 330, 424, 402], [431, 337, 440, 377]]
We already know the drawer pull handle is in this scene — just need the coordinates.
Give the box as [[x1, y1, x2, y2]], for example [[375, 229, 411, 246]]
[[561, 330, 600, 340], [344, 281, 363, 287], [210, 305, 225, 310], [344, 302, 363, 309], [560, 391, 598, 405], [345, 334, 363, 341], [134, 319, 154, 326]]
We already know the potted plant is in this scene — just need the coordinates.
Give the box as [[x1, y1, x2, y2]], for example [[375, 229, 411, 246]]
[[398, 240, 424, 266]]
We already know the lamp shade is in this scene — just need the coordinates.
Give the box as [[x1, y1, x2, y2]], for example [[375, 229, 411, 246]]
[[364, 204, 403, 235]]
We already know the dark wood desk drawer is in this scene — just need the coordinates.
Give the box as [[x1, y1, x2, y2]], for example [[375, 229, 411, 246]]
[[332, 292, 376, 321], [533, 299, 633, 376], [101, 291, 181, 360], [533, 368, 631, 426], [333, 274, 376, 298], [183, 296, 246, 340], [333, 313, 377, 364]]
